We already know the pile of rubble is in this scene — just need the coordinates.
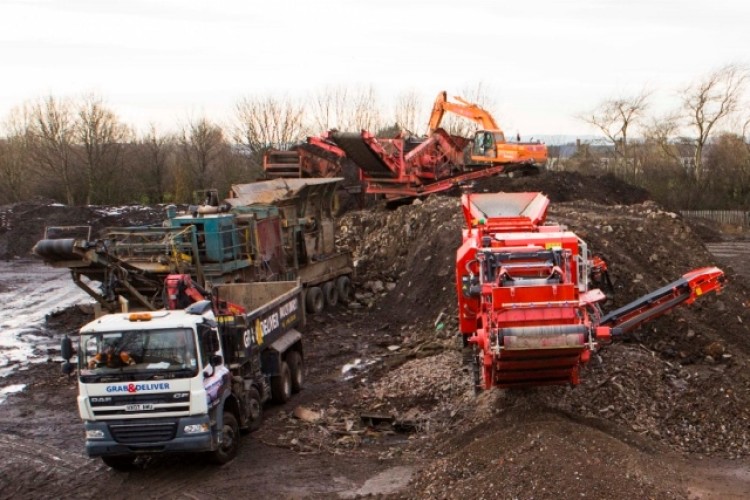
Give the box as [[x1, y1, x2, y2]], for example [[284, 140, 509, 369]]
[[338, 195, 463, 324], [330, 172, 750, 496]]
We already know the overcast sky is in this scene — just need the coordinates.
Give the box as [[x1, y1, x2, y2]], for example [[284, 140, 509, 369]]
[[2, 0, 748, 137]]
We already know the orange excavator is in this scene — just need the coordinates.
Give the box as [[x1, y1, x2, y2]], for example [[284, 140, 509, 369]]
[[428, 91, 548, 175]]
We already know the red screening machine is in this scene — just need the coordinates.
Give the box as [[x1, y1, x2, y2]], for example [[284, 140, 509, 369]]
[[455, 192, 725, 390]]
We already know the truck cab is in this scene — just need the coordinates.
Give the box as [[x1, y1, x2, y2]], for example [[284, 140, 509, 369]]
[[64, 280, 305, 469], [72, 308, 239, 468]]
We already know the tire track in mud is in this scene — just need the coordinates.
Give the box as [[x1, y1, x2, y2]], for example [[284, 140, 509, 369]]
[[0, 433, 98, 498], [116, 458, 221, 499], [0, 431, 223, 500]]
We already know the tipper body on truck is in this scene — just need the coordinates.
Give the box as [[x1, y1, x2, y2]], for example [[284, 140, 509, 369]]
[[34, 178, 353, 314], [456, 191, 725, 390], [62, 280, 305, 469]]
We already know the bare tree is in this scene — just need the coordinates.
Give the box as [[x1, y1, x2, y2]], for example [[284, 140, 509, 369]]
[[682, 64, 748, 180], [392, 90, 424, 135], [75, 94, 131, 204], [580, 90, 650, 178], [641, 112, 682, 164], [0, 108, 33, 203], [179, 117, 226, 198], [26, 95, 78, 205], [348, 85, 382, 132], [138, 124, 174, 203], [233, 95, 306, 154], [308, 85, 383, 133], [309, 86, 349, 132], [704, 133, 750, 208]]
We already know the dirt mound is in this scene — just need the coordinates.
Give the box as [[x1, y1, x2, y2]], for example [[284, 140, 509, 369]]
[[338, 171, 750, 479], [339, 196, 463, 325], [338, 172, 651, 326], [470, 170, 652, 205], [0, 200, 166, 260], [409, 392, 686, 499]]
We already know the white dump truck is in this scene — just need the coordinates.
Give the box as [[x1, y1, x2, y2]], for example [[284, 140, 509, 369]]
[[61, 280, 304, 470]]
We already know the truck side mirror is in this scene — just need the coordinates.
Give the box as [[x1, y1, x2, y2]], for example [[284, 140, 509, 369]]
[[61, 362, 75, 375], [202, 355, 223, 378], [61, 335, 73, 360]]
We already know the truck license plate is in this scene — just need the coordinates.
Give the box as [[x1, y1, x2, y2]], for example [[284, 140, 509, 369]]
[[125, 404, 154, 411]]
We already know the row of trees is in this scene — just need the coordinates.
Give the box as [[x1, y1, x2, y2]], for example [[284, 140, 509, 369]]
[[577, 64, 750, 209], [1, 70, 749, 209], [0, 95, 241, 206], [0, 85, 461, 206]]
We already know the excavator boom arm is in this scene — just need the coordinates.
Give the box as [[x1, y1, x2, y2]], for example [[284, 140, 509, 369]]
[[428, 91, 501, 133]]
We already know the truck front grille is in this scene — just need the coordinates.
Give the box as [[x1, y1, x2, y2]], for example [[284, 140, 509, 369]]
[[109, 422, 177, 444]]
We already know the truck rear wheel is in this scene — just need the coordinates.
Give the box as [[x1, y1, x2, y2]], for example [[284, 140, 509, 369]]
[[336, 275, 352, 304], [305, 286, 324, 315], [271, 360, 292, 404], [101, 455, 136, 471], [287, 351, 303, 393], [210, 411, 239, 465], [322, 281, 338, 308]]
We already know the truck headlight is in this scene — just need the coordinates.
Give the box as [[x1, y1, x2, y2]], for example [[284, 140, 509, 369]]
[[86, 429, 105, 439], [184, 423, 210, 434]]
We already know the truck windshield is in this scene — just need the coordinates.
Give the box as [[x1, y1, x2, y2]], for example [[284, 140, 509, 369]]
[[79, 328, 198, 379]]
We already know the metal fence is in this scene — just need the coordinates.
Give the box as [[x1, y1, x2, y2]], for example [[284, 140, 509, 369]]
[[680, 210, 750, 227]]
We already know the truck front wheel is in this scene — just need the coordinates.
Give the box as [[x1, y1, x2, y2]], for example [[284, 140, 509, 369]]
[[210, 412, 239, 465], [271, 360, 292, 404], [101, 455, 136, 471]]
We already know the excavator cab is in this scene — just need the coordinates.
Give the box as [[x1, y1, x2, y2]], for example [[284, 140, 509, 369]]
[[472, 131, 507, 159], [472, 132, 492, 157]]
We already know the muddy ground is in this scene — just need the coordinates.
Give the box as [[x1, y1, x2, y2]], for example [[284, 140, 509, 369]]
[[2, 171, 750, 499]]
